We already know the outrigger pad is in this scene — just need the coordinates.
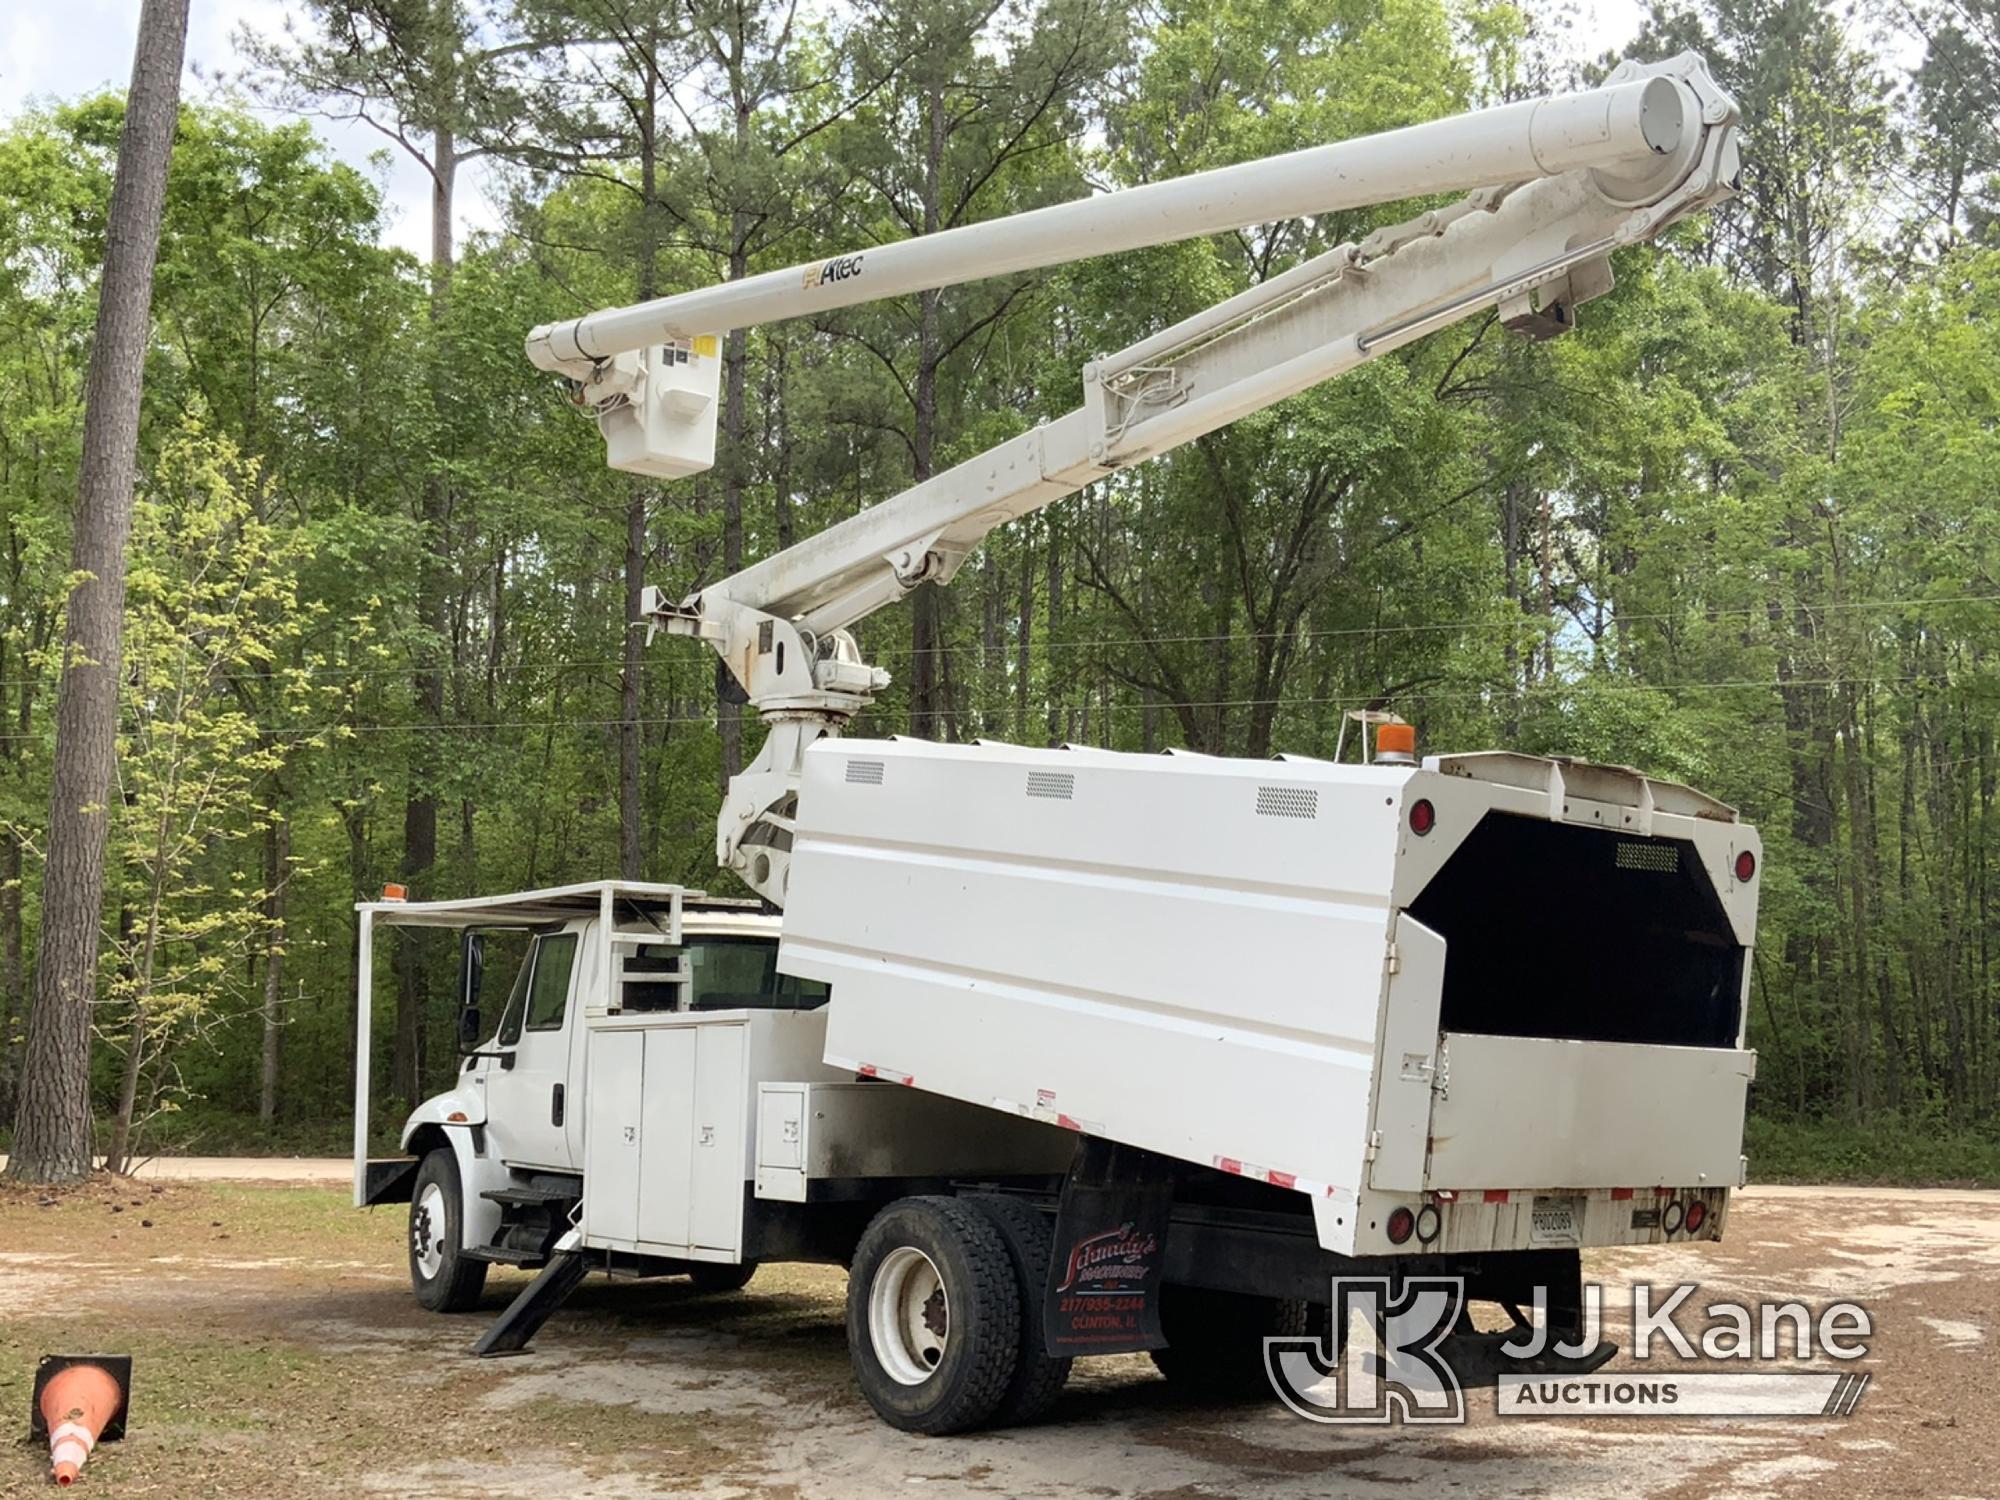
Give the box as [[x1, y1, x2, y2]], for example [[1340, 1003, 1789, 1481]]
[[30, 1355, 133, 1442]]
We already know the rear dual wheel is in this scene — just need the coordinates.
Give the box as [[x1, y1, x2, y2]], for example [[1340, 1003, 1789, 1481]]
[[846, 1194, 1071, 1433]]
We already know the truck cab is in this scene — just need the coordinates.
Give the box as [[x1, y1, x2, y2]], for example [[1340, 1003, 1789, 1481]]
[[356, 884, 827, 1309]]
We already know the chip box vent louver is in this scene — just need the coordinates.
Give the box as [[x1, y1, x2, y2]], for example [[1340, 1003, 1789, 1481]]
[[845, 759, 886, 786], [1256, 785, 1318, 820], [1025, 770, 1075, 800], [1615, 841, 1678, 872]]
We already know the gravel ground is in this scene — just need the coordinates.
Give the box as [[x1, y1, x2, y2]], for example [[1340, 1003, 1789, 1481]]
[[0, 1173, 1992, 1498]]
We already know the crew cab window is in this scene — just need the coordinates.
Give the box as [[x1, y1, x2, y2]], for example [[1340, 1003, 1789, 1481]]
[[629, 935, 829, 1012]]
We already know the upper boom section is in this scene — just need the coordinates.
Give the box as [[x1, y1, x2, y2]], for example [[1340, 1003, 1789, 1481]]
[[527, 73, 1698, 386], [606, 52, 1741, 906]]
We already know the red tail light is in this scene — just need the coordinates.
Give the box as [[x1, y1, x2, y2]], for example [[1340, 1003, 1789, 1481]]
[[1386, 1206, 1416, 1244], [1684, 1199, 1707, 1234], [1409, 799, 1435, 836], [1735, 850, 1756, 882]]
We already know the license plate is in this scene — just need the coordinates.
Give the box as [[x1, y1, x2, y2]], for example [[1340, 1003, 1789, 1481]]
[[1529, 1195, 1583, 1245]]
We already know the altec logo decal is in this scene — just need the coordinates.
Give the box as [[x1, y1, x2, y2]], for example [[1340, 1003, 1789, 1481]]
[[1054, 1222, 1159, 1293], [803, 254, 864, 289]]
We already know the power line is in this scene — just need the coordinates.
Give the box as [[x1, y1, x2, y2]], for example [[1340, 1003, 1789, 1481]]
[[0, 588, 1989, 692], [0, 670, 1966, 747]]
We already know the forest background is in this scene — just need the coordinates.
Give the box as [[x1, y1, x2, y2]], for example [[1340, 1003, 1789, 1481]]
[[1, 0, 1996, 1180]]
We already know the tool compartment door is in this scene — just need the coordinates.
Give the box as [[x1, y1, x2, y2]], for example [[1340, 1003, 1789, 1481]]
[[1424, 1031, 1752, 1189], [583, 1028, 645, 1243], [636, 1026, 699, 1248], [689, 1022, 747, 1255]]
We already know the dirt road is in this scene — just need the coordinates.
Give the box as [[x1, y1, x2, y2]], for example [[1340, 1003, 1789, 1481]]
[[1, 1176, 1992, 1498], [0, 1155, 349, 1182]]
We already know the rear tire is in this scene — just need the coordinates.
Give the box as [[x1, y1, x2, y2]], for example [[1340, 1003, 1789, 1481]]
[[409, 1148, 488, 1313], [1150, 1286, 1307, 1397], [847, 1196, 1021, 1434], [963, 1194, 1072, 1426], [689, 1260, 757, 1295]]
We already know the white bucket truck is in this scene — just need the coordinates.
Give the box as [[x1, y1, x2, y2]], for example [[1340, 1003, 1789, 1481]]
[[355, 54, 1759, 1432]]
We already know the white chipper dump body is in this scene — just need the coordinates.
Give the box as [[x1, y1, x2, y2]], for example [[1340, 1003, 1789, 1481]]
[[780, 738, 1760, 1260]]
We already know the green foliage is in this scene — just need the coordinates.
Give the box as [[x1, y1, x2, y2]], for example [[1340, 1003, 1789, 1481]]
[[1744, 1114, 2000, 1187], [0, 0, 1996, 1184], [103, 423, 331, 1152]]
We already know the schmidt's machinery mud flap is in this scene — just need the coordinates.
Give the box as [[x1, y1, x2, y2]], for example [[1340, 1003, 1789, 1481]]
[[1042, 1138, 1173, 1358]]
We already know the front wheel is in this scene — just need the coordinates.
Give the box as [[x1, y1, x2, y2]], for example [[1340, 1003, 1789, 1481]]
[[409, 1148, 488, 1313], [846, 1196, 1022, 1434]]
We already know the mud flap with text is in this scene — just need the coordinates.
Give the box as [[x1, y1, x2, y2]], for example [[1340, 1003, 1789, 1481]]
[[1042, 1138, 1173, 1356]]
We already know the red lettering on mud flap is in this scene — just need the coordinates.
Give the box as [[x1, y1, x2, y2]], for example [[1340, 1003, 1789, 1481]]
[[1044, 1176, 1171, 1356]]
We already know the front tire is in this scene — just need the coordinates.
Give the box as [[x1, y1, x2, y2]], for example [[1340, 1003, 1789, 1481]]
[[409, 1148, 488, 1313], [846, 1196, 1021, 1434]]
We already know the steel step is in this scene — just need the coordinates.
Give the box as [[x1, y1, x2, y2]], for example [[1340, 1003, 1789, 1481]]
[[460, 1245, 541, 1267], [482, 1184, 579, 1209]]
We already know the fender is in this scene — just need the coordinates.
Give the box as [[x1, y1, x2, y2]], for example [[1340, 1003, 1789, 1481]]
[[385, 1086, 507, 1252], [399, 1083, 488, 1143]]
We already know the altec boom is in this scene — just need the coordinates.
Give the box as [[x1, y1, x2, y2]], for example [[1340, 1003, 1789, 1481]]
[[521, 53, 1741, 907]]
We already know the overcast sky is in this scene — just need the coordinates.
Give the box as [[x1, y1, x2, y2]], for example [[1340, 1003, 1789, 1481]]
[[0, 0, 1647, 260], [0, 0, 503, 258]]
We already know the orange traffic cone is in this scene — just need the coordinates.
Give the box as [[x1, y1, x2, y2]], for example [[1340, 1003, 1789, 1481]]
[[30, 1355, 130, 1487]]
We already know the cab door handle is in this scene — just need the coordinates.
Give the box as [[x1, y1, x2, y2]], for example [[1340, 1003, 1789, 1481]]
[[551, 1083, 566, 1127]]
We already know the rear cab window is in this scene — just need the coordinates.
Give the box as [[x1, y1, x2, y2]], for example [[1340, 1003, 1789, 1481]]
[[624, 933, 829, 1012]]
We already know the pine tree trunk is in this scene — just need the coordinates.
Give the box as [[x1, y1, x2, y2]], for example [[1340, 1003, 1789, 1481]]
[[258, 816, 289, 1123], [0, 830, 21, 1125], [396, 120, 457, 1109], [1014, 533, 1033, 743], [4, 0, 188, 1186], [620, 487, 646, 880], [106, 1006, 147, 1176], [908, 86, 947, 740], [717, 163, 752, 788], [621, 69, 663, 878]]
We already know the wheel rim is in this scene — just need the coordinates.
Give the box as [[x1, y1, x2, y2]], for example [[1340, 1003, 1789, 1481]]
[[412, 1183, 448, 1280], [870, 1245, 949, 1385]]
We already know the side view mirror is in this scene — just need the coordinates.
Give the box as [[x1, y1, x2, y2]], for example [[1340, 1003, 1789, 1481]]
[[458, 931, 485, 1055]]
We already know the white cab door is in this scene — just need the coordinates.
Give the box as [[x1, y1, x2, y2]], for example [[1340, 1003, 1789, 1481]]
[[479, 927, 582, 1170]]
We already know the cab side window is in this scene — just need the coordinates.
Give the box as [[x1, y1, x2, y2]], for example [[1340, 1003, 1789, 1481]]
[[524, 933, 579, 1032], [500, 932, 579, 1043]]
